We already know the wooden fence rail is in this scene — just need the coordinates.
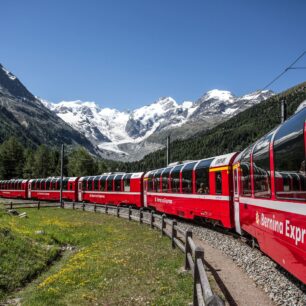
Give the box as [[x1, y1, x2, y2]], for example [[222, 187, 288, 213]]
[[3, 200, 224, 306]]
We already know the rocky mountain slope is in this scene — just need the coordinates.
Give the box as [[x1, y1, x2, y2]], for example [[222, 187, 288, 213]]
[[42, 89, 274, 161], [0, 64, 97, 153]]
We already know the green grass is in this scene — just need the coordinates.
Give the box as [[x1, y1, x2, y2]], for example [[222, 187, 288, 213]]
[[0, 205, 193, 305]]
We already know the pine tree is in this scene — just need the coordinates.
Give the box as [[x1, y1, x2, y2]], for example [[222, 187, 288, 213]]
[[0, 137, 25, 179]]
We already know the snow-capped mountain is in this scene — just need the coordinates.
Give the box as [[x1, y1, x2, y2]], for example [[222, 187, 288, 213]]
[[40, 89, 274, 161]]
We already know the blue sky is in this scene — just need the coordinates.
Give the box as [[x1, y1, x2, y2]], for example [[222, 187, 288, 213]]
[[0, 0, 305, 110]]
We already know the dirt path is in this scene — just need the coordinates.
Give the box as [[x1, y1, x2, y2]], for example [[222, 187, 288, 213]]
[[193, 236, 275, 306]]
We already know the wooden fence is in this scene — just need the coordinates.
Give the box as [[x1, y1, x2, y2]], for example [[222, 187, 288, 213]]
[[4, 201, 60, 210], [63, 202, 225, 306]]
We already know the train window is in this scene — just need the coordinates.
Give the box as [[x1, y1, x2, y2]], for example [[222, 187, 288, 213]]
[[274, 109, 306, 200], [161, 168, 171, 193], [62, 178, 68, 190], [153, 169, 163, 192], [82, 178, 87, 190], [170, 165, 183, 193], [253, 132, 273, 198], [182, 162, 196, 194], [215, 171, 222, 194], [195, 159, 213, 194], [87, 177, 93, 191], [124, 174, 132, 192], [147, 171, 155, 192], [100, 176, 107, 191], [107, 175, 115, 191], [240, 146, 252, 196], [37, 180, 42, 190], [51, 179, 56, 190], [114, 175, 123, 192], [94, 177, 99, 191], [46, 180, 51, 190]]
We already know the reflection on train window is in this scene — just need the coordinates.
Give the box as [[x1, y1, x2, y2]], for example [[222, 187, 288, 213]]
[[253, 132, 273, 198], [162, 168, 171, 193], [241, 146, 252, 196], [215, 171, 222, 194], [124, 174, 132, 192], [107, 175, 114, 192], [274, 109, 306, 200], [195, 159, 212, 194], [114, 175, 123, 192], [153, 169, 163, 192], [100, 177, 106, 191], [147, 172, 155, 192], [82, 178, 87, 191], [170, 165, 183, 193], [182, 162, 196, 194], [94, 178, 99, 191], [87, 178, 93, 191]]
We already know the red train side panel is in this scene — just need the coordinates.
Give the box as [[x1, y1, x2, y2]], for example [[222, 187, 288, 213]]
[[28, 177, 79, 202], [144, 153, 238, 228], [0, 179, 28, 199], [78, 172, 144, 208], [233, 107, 306, 284]]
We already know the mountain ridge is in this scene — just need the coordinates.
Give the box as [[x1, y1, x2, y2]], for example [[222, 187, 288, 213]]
[[41, 89, 274, 161]]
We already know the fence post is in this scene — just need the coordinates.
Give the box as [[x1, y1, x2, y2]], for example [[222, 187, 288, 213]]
[[171, 220, 177, 249], [94, 204, 97, 213], [161, 214, 166, 236], [10, 201, 13, 209], [105, 204, 108, 214], [185, 229, 193, 270], [72, 202, 75, 210], [38, 201, 40, 210], [150, 211, 154, 229], [193, 246, 204, 306], [82, 202, 85, 211], [117, 206, 120, 217], [128, 206, 132, 221], [62, 201, 64, 208], [139, 208, 143, 224]]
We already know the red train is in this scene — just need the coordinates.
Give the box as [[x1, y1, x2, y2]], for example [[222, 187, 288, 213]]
[[0, 107, 305, 284]]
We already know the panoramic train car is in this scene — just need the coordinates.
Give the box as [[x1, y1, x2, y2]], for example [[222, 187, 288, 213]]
[[143, 152, 238, 228], [233, 107, 306, 284], [0, 179, 29, 199], [28, 177, 79, 201], [78, 172, 144, 207]]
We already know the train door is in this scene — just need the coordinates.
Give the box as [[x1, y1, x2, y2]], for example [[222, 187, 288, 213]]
[[143, 178, 147, 207], [28, 182, 32, 198], [233, 167, 241, 235], [78, 181, 82, 202]]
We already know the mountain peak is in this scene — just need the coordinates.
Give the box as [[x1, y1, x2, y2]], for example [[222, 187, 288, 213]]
[[0, 64, 35, 101], [204, 89, 235, 101]]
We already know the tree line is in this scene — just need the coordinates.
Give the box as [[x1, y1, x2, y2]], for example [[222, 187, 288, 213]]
[[0, 137, 111, 180]]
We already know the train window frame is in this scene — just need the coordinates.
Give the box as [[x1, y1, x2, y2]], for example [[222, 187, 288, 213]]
[[252, 132, 273, 199], [87, 177, 94, 191], [147, 171, 155, 192], [153, 169, 164, 192], [170, 165, 183, 193], [114, 175, 123, 192], [182, 162, 197, 194], [123, 174, 132, 192], [240, 146, 252, 197], [62, 178, 69, 190], [94, 177, 100, 191], [161, 168, 172, 193], [274, 109, 306, 201], [82, 177, 88, 191], [107, 175, 115, 192], [195, 158, 213, 194], [100, 176, 107, 191]]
